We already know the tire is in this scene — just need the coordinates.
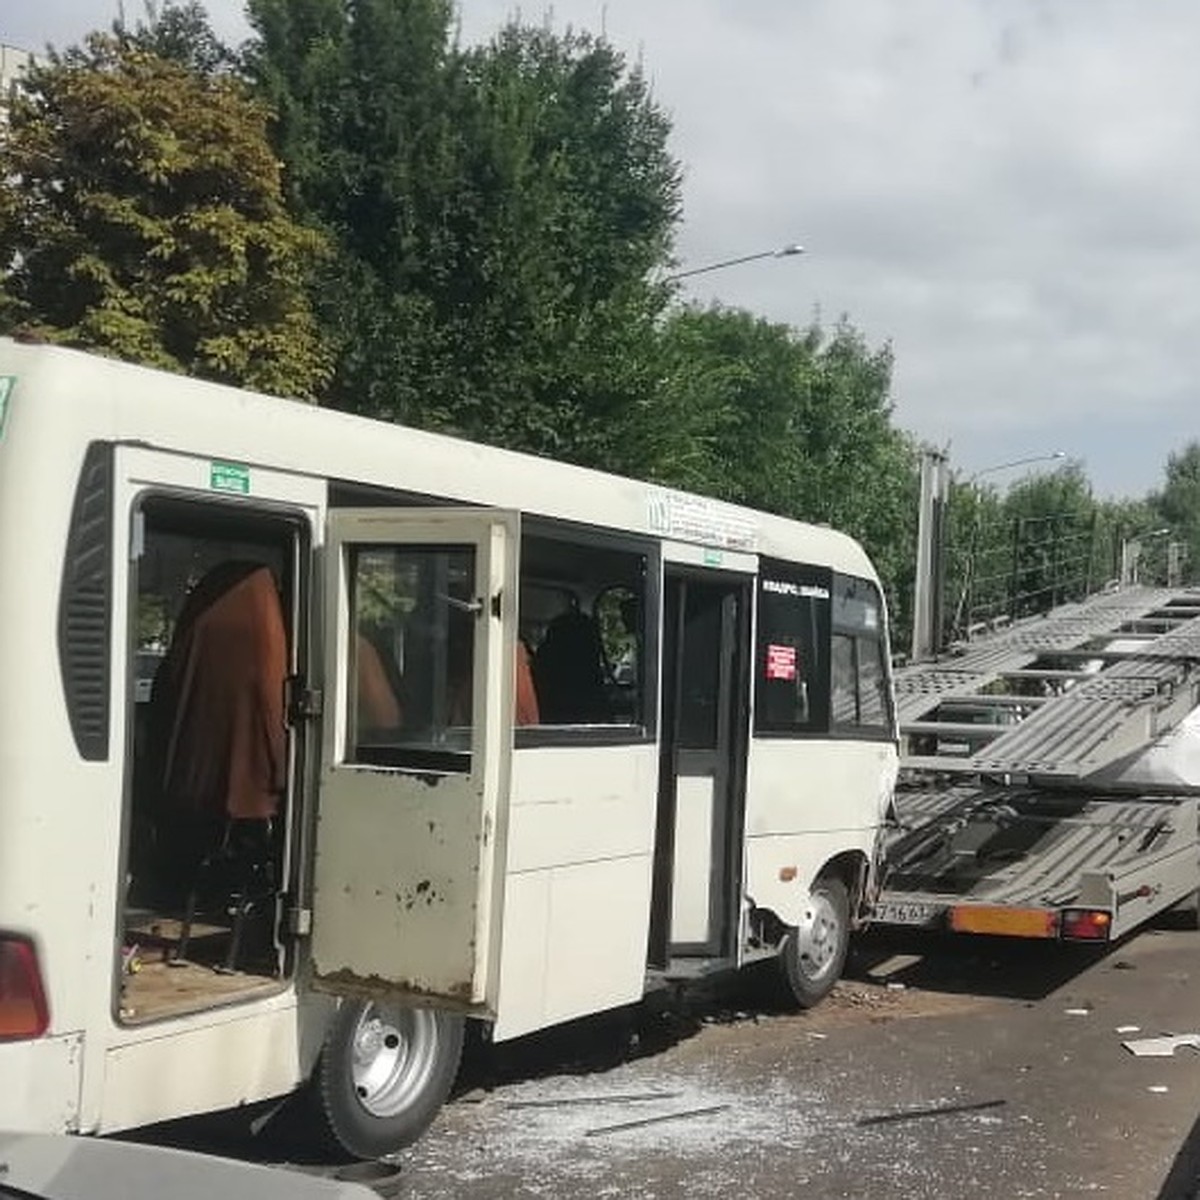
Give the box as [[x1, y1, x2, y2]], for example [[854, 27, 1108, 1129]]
[[312, 998, 464, 1160], [778, 876, 851, 1009]]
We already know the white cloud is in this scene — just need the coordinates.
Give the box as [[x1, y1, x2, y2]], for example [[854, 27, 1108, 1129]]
[[8, 0, 1200, 496]]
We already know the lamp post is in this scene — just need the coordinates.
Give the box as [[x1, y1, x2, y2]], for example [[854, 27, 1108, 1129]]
[[664, 242, 804, 283]]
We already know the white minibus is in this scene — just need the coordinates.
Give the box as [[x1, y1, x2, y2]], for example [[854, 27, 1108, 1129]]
[[0, 341, 897, 1157]]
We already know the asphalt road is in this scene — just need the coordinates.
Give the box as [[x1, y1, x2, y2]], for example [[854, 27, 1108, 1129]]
[[132, 918, 1200, 1199]]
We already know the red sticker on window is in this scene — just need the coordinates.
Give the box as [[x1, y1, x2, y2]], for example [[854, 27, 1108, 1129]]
[[766, 643, 797, 681]]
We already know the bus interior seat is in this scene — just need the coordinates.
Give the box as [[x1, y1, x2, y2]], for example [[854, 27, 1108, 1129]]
[[532, 608, 610, 724], [144, 559, 287, 972], [356, 631, 405, 734], [515, 638, 540, 726]]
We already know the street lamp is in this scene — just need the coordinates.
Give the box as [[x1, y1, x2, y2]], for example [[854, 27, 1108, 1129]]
[[664, 242, 804, 283], [968, 450, 1067, 484]]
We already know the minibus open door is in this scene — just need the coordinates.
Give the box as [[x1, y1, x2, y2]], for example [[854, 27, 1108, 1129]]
[[310, 508, 517, 1014]]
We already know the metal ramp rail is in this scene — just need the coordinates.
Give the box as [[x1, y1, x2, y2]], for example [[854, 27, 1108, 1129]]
[[896, 586, 1200, 781]]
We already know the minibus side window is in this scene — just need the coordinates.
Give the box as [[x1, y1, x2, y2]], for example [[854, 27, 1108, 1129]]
[[829, 573, 892, 737], [347, 544, 476, 771], [516, 532, 652, 741], [753, 560, 831, 736]]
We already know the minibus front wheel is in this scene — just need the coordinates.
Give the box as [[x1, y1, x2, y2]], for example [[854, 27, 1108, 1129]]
[[778, 876, 850, 1009], [313, 998, 464, 1159]]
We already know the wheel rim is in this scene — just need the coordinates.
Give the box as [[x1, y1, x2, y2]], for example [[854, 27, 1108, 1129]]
[[795, 889, 843, 983], [350, 1003, 441, 1119]]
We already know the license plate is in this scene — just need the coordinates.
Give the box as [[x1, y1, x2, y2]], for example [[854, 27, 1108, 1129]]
[[872, 900, 940, 927]]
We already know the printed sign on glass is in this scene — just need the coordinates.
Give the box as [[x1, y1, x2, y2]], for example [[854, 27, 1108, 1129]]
[[766, 643, 797, 681]]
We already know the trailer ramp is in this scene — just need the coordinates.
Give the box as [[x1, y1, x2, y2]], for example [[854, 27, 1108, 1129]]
[[875, 586, 1200, 941], [897, 587, 1200, 781], [875, 783, 1199, 940]]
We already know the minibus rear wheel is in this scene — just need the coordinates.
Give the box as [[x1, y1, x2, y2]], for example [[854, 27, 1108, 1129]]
[[778, 876, 850, 1009], [313, 998, 464, 1159]]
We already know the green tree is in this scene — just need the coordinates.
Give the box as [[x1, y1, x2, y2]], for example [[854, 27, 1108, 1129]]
[[657, 309, 907, 556], [0, 22, 329, 398], [245, 1, 680, 464], [654, 306, 804, 503], [1152, 441, 1200, 583], [944, 461, 1110, 640], [655, 305, 918, 627], [1002, 463, 1098, 615], [125, 0, 239, 74]]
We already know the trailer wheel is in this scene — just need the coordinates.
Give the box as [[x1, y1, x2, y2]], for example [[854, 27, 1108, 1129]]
[[312, 999, 464, 1160], [778, 876, 851, 1009]]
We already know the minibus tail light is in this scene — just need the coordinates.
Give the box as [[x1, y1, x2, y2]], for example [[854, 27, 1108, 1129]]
[[0, 936, 50, 1040]]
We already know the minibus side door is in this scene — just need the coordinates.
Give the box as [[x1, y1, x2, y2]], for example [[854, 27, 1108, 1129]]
[[311, 508, 517, 1014]]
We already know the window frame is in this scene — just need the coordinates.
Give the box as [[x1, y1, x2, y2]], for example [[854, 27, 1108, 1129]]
[[344, 541, 478, 776], [828, 572, 894, 742]]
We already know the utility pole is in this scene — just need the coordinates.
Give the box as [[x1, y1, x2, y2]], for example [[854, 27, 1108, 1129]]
[[1168, 541, 1185, 587], [911, 448, 949, 662]]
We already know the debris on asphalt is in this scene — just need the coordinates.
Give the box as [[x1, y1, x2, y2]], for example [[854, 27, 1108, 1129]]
[[856, 1098, 1007, 1128], [1122, 1034, 1200, 1057], [865, 953, 923, 980], [584, 1104, 730, 1138], [507, 1092, 683, 1110]]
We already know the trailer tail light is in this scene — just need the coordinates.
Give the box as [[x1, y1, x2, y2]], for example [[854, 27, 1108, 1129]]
[[1060, 909, 1112, 942], [0, 936, 50, 1040]]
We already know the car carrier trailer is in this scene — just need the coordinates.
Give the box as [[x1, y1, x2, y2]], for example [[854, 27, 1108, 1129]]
[[873, 585, 1200, 943]]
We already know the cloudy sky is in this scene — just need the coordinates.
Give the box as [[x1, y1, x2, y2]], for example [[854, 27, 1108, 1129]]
[[5, 1, 1200, 498]]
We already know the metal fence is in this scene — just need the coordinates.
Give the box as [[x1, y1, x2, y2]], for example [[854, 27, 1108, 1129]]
[[947, 510, 1099, 645]]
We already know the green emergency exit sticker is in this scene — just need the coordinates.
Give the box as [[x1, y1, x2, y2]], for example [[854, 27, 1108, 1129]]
[[0, 376, 14, 441], [210, 461, 250, 494]]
